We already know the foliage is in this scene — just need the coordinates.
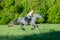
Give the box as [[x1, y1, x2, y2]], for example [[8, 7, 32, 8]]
[[0, 0, 60, 24]]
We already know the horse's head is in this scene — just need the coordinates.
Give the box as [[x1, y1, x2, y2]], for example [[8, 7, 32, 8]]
[[34, 14, 42, 20]]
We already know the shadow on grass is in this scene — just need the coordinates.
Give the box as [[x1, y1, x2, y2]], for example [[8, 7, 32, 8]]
[[0, 31, 60, 40]]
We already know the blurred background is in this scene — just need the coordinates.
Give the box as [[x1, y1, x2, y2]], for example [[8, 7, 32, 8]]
[[0, 0, 60, 24]]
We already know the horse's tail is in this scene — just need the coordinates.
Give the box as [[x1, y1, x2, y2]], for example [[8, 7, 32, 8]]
[[8, 18, 18, 27], [13, 18, 18, 24]]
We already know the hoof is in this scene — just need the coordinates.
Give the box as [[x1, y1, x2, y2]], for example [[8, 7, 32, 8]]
[[22, 28, 25, 30], [31, 28, 34, 30]]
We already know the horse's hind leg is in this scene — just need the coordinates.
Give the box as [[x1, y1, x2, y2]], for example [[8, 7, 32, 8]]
[[20, 24, 25, 30]]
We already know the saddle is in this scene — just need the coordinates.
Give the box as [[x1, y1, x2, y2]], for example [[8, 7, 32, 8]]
[[25, 17, 28, 21]]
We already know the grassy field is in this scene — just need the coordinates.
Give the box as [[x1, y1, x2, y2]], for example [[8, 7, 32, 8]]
[[0, 24, 60, 40]]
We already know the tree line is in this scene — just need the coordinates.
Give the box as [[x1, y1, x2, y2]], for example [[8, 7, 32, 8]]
[[0, 0, 60, 24]]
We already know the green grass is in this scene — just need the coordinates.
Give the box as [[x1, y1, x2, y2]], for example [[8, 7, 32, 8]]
[[0, 24, 60, 40]]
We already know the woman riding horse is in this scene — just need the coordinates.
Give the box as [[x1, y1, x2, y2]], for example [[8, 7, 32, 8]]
[[26, 9, 34, 25], [8, 13, 42, 30]]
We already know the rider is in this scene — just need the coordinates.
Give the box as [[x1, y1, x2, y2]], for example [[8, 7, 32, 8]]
[[26, 9, 34, 25]]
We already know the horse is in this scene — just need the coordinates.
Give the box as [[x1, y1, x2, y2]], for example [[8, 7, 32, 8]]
[[8, 14, 42, 30]]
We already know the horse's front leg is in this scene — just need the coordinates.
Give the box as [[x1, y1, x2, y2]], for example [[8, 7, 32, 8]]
[[36, 24, 40, 30], [20, 24, 25, 30], [31, 24, 39, 30], [31, 24, 36, 30]]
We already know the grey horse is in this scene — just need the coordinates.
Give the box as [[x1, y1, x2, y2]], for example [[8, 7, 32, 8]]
[[8, 14, 42, 30]]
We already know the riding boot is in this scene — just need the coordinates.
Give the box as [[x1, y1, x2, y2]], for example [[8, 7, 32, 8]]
[[28, 20, 30, 25], [28, 19, 31, 25]]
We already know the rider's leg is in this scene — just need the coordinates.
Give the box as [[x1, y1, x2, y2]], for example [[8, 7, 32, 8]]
[[27, 16, 32, 25], [28, 18, 30, 25]]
